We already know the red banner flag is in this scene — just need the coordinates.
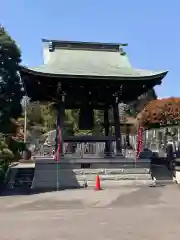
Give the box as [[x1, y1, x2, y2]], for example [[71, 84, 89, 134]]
[[136, 126, 143, 159]]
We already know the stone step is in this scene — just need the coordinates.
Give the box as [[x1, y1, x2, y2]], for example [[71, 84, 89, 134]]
[[71, 168, 150, 175], [81, 179, 153, 187], [32, 178, 153, 189], [77, 174, 151, 181], [32, 168, 152, 189], [34, 168, 150, 175], [33, 172, 151, 181]]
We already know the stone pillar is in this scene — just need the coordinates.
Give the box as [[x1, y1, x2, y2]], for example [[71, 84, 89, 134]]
[[113, 98, 123, 156], [104, 109, 111, 156]]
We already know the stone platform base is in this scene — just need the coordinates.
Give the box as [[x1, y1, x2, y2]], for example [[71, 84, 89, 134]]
[[31, 157, 152, 190], [172, 159, 180, 184], [174, 170, 180, 184]]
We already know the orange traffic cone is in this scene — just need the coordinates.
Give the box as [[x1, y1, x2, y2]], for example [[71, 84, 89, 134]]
[[95, 175, 101, 190]]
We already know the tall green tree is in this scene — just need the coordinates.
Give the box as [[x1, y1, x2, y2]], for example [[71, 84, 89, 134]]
[[27, 102, 43, 125], [127, 89, 157, 117], [40, 103, 56, 130], [0, 25, 23, 134]]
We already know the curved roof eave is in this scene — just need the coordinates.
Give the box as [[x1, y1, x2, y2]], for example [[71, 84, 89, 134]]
[[19, 65, 168, 81]]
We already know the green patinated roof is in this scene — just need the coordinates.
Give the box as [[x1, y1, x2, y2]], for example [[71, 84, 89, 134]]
[[21, 40, 168, 79]]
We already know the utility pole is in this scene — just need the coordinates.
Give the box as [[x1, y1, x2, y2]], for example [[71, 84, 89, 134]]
[[18, 71, 28, 144]]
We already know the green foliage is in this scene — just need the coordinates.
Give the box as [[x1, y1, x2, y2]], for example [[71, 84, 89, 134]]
[[0, 137, 14, 170], [6, 137, 25, 156], [0, 26, 23, 133], [92, 110, 104, 135], [64, 109, 79, 135], [64, 109, 104, 136], [40, 103, 56, 130], [27, 104, 43, 125], [25, 102, 104, 137]]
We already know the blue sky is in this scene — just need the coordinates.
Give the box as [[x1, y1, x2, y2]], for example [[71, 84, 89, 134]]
[[1, 0, 179, 97]]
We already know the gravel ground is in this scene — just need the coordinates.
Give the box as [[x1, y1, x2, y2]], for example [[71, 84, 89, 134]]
[[0, 184, 180, 239]]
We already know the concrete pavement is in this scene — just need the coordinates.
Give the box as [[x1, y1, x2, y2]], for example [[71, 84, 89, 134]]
[[0, 185, 180, 239]]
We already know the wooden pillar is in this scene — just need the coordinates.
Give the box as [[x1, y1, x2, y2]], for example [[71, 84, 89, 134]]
[[55, 95, 65, 157], [104, 108, 111, 156], [113, 98, 123, 156], [125, 124, 130, 148]]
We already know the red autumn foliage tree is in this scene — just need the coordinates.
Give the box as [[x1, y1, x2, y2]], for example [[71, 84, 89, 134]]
[[138, 97, 180, 129]]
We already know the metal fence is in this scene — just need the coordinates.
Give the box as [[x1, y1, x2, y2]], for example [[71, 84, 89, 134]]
[[34, 133, 137, 159], [33, 127, 180, 159]]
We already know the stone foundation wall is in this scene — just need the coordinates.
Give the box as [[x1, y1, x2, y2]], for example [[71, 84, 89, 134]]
[[32, 158, 152, 189]]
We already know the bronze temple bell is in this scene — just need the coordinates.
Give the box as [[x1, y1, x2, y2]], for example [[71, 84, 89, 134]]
[[78, 105, 95, 130]]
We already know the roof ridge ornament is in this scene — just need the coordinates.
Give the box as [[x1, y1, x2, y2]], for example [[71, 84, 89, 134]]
[[119, 43, 128, 56], [119, 43, 128, 47], [49, 41, 54, 52]]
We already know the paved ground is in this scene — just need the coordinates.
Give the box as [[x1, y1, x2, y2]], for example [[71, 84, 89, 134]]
[[1, 184, 180, 239]]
